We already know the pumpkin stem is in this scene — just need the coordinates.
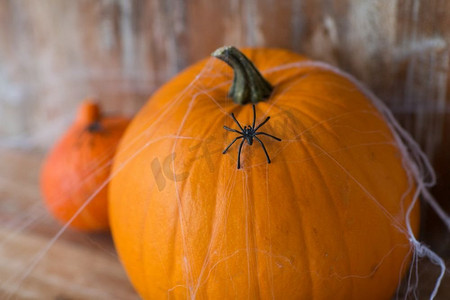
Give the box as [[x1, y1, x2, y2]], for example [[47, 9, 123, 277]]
[[76, 99, 101, 125], [212, 46, 273, 105]]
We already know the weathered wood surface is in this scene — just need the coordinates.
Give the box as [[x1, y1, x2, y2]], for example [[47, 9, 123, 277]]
[[0, 148, 139, 299], [0, 0, 449, 298], [0, 0, 448, 201]]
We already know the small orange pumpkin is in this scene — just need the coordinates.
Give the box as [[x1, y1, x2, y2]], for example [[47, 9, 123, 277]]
[[109, 47, 419, 298], [41, 100, 129, 231]]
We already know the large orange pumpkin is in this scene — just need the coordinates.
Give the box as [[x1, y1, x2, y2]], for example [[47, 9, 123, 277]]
[[109, 47, 419, 299], [41, 100, 129, 231]]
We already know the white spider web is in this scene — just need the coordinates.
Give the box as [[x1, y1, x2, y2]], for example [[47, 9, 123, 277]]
[[0, 56, 449, 299]]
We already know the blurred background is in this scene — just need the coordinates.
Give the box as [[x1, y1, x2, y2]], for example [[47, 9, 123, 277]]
[[0, 0, 449, 299]]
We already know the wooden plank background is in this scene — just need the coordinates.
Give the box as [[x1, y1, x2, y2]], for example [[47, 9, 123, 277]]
[[0, 0, 448, 200], [0, 0, 449, 298]]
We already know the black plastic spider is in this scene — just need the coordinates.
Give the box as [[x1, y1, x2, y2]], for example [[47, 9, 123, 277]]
[[223, 104, 281, 169]]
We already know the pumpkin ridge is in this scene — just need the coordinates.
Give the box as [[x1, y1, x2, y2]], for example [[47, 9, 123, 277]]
[[328, 128, 398, 290], [199, 116, 238, 296], [261, 164, 276, 298], [304, 121, 414, 298], [280, 138, 315, 298], [197, 164, 236, 296], [302, 140, 355, 298], [206, 166, 239, 296], [242, 169, 262, 298], [170, 160, 192, 293], [170, 100, 230, 294], [169, 90, 206, 293], [281, 101, 381, 145], [137, 189, 153, 297], [188, 106, 254, 295], [283, 92, 354, 115], [181, 124, 220, 296], [268, 69, 366, 116]]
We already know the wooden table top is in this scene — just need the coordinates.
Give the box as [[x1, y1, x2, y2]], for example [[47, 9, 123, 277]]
[[0, 147, 138, 300]]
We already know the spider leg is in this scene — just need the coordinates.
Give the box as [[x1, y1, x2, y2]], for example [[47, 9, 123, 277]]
[[231, 113, 245, 132], [223, 136, 243, 154], [254, 116, 270, 131], [255, 132, 281, 141], [254, 136, 271, 164], [237, 139, 245, 169], [252, 104, 256, 129], [223, 126, 243, 134]]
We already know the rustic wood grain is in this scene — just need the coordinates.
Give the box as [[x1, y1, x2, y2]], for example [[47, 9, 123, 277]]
[[0, 147, 139, 300], [0, 0, 448, 201], [0, 0, 449, 298]]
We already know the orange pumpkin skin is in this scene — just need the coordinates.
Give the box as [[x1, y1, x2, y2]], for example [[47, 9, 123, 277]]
[[109, 48, 419, 299], [41, 100, 129, 231]]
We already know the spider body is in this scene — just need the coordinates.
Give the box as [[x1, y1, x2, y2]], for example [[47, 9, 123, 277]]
[[223, 104, 281, 169], [242, 126, 255, 145]]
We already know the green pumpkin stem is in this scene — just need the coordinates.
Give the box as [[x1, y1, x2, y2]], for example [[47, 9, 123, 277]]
[[212, 46, 273, 105]]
